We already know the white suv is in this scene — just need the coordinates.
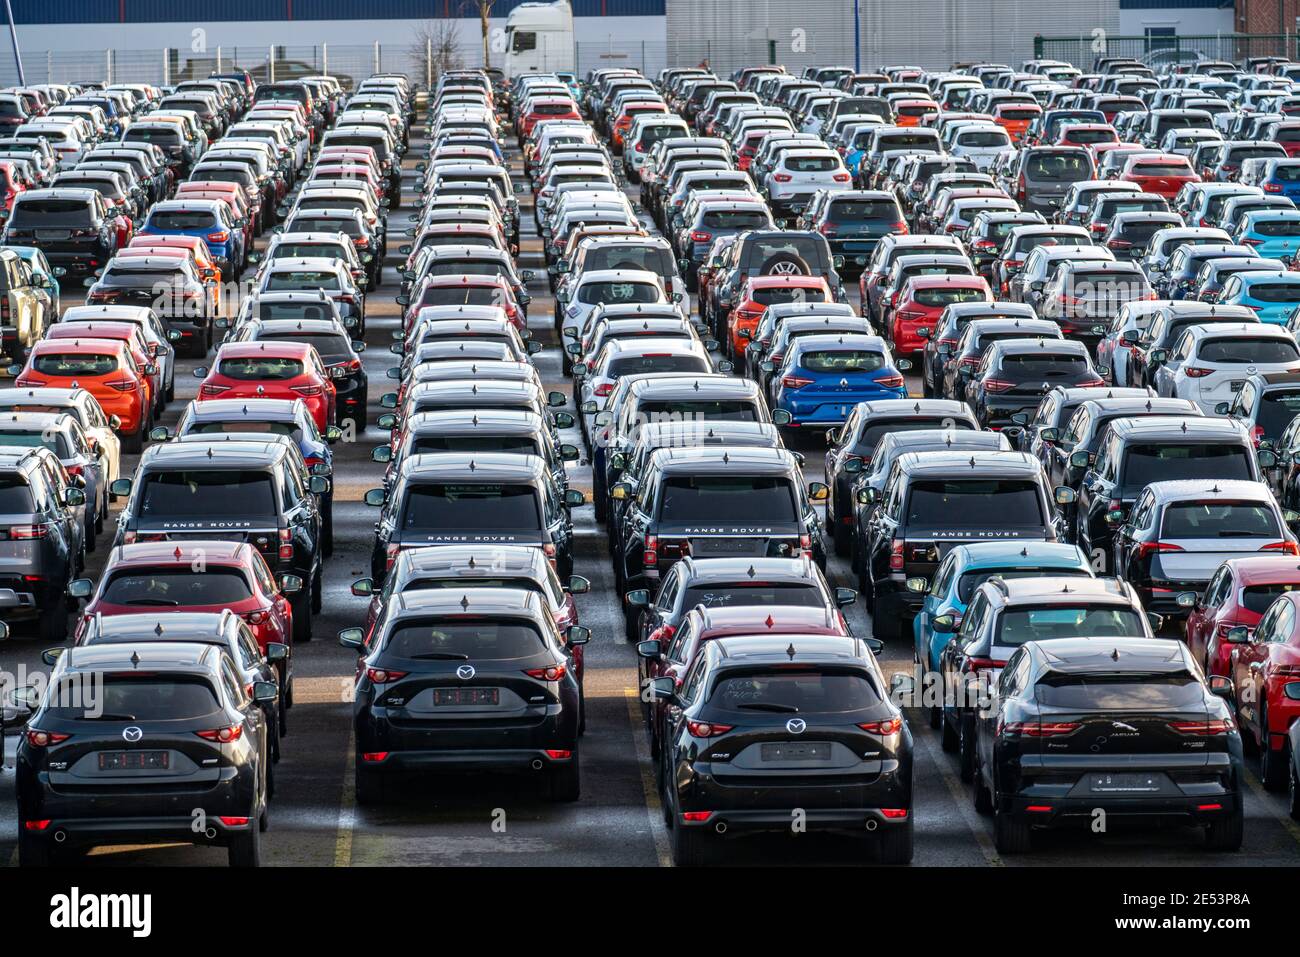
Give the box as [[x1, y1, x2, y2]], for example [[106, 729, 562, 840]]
[[762, 147, 850, 220], [1153, 322, 1300, 414]]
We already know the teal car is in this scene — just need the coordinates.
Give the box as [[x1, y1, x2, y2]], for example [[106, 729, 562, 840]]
[[8, 245, 62, 315], [1218, 268, 1300, 324], [908, 541, 1094, 720], [1232, 209, 1300, 266]]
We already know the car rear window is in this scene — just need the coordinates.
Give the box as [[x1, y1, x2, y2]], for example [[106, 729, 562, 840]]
[[148, 210, 217, 230], [1121, 443, 1252, 493], [638, 400, 759, 423], [265, 270, 341, 292], [1026, 153, 1092, 180], [1252, 220, 1300, 237], [702, 209, 769, 229], [411, 435, 540, 456], [905, 479, 1044, 527], [855, 416, 971, 456], [578, 280, 659, 306], [0, 429, 71, 456], [384, 617, 545, 659], [218, 356, 305, 380], [828, 199, 900, 222], [1132, 162, 1192, 176], [9, 198, 93, 226], [878, 133, 938, 151], [32, 352, 118, 376], [608, 354, 706, 376], [752, 286, 826, 306], [0, 475, 32, 512], [260, 332, 349, 360], [660, 475, 797, 523], [913, 286, 986, 307], [46, 676, 220, 720], [419, 286, 500, 307], [958, 130, 1010, 148], [799, 349, 886, 373], [190, 420, 298, 439], [1198, 338, 1299, 363], [1034, 673, 1203, 710], [1241, 583, 1300, 614], [995, 605, 1146, 644], [708, 669, 880, 712], [1255, 389, 1300, 435], [585, 246, 671, 276], [784, 154, 839, 172], [139, 469, 276, 518], [101, 566, 253, 605], [401, 482, 541, 531], [681, 582, 825, 610], [999, 353, 1090, 375], [1160, 501, 1279, 538]]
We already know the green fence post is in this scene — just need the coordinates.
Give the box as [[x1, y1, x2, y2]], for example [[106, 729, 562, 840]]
[[767, 39, 776, 65], [1033, 34, 1043, 59]]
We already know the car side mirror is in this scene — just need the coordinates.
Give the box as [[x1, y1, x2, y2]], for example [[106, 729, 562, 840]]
[[905, 577, 928, 594], [636, 639, 661, 660], [1175, 591, 1199, 609], [856, 486, 877, 505], [1215, 401, 1231, 416], [371, 445, 393, 463], [566, 625, 591, 647], [842, 457, 863, 474], [566, 575, 590, 595], [564, 489, 586, 508], [1225, 626, 1250, 644], [350, 577, 374, 597], [610, 482, 632, 501], [1258, 449, 1278, 469], [308, 475, 330, 495], [40, 647, 64, 667], [807, 481, 829, 502], [67, 578, 93, 600], [1208, 674, 1233, 697], [931, 614, 956, 633], [625, 589, 650, 607], [363, 488, 386, 507], [338, 627, 366, 651], [1069, 450, 1090, 470], [647, 676, 678, 702], [770, 409, 792, 425], [62, 487, 85, 507], [109, 478, 132, 499]]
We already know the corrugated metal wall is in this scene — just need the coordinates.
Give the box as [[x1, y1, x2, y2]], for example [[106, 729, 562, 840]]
[[666, 0, 1122, 72], [6, 0, 665, 22]]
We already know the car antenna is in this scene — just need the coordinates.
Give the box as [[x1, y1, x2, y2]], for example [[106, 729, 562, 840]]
[[785, 642, 796, 659], [460, 594, 470, 611], [1111, 647, 1120, 661], [468, 459, 476, 471], [153, 621, 164, 636], [131, 649, 141, 668], [746, 564, 756, 578], [467, 555, 477, 568]]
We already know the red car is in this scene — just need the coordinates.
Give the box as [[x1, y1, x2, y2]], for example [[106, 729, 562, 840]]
[[1119, 152, 1200, 199], [884, 274, 992, 358], [637, 604, 851, 759], [1183, 556, 1300, 679], [1227, 589, 1300, 787], [728, 275, 831, 359], [196, 341, 336, 432], [1054, 123, 1119, 153], [70, 541, 296, 685], [401, 274, 525, 336], [520, 97, 581, 139]]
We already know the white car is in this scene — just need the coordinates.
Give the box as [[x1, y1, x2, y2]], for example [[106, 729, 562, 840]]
[[762, 147, 850, 219], [1153, 322, 1300, 414], [948, 122, 1015, 172], [0, 386, 122, 487], [558, 268, 672, 360], [574, 337, 720, 442]]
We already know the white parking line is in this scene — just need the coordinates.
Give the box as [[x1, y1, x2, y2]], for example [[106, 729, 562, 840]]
[[334, 726, 357, 868]]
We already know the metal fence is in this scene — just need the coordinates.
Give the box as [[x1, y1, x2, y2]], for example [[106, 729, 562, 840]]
[[1034, 33, 1300, 70], [0, 43, 433, 88]]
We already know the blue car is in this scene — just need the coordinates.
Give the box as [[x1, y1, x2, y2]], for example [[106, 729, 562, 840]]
[[909, 541, 1094, 701], [1218, 268, 1300, 324], [138, 198, 246, 275], [1255, 158, 1300, 204], [767, 333, 908, 426], [1232, 209, 1300, 267]]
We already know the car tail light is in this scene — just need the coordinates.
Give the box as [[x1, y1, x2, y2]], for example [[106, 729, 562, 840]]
[[832, 172, 851, 183], [1265, 182, 1282, 193], [690, 230, 712, 243], [1261, 540, 1300, 555], [972, 238, 997, 251], [681, 811, 714, 822], [891, 221, 909, 234], [1183, 366, 1213, 378], [544, 749, 572, 759], [634, 142, 646, 152], [1242, 237, 1263, 247], [207, 231, 229, 242], [525, 664, 567, 681], [106, 377, 136, 392], [781, 374, 814, 389], [25, 729, 70, 747], [876, 372, 905, 388], [385, 542, 399, 571], [24, 820, 51, 831], [1170, 718, 1234, 736], [998, 721, 1080, 737], [773, 173, 792, 182], [9, 523, 48, 540], [292, 384, 322, 397], [1135, 541, 1184, 560], [686, 719, 733, 737], [195, 725, 243, 742], [361, 751, 389, 762], [643, 534, 658, 567], [244, 610, 269, 625], [201, 383, 230, 396], [594, 382, 614, 397], [858, 717, 903, 734], [278, 527, 293, 561], [366, 667, 408, 683], [965, 656, 1003, 673], [982, 377, 1014, 393], [889, 538, 905, 571], [1076, 376, 1106, 388]]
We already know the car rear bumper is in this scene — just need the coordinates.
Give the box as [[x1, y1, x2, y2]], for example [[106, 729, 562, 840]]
[[19, 813, 255, 850], [357, 748, 575, 774]]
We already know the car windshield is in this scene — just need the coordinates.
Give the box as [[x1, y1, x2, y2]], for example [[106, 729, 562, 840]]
[[999, 354, 1089, 375], [32, 352, 118, 376], [139, 469, 277, 519], [1035, 674, 1203, 710], [384, 618, 545, 659], [260, 332, 350, 360], [0, 430, 70, 455], [217, 357, 304, 380], [101, 567, 253, 605], [190, 420, 299, 439], [637, 400, 759, 423], [401, 483, 541, 531], [411, 435, 540, 455], [708, 670, 880, 713], [608, 354, 706, 376], [681, 582, 825, 610], [995, 605, 1146, 644], [956, 567, 1091, 603], [1160, 501, 1279, 538], [659, 475, 797, 523], [1120, 443, 1252, 493], [255, 302, 337, 321], [1198, 338, 1298, 363], [45, 676, 220, 720], [906, 479, 1044, 527]]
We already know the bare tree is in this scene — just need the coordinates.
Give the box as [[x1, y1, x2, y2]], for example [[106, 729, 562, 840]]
[[463, 0, 497, 69], [408, 18, 463, 82]]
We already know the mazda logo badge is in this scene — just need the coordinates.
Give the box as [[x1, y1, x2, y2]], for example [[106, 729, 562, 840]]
[[456, 665, 476, 680], [122, 726, 143, 742], [786, 718, 806, 734]]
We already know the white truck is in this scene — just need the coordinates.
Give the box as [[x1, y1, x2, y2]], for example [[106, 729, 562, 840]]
[[504, 1, 576, 78]]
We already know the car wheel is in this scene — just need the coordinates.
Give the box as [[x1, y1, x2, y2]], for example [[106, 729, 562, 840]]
[[17, 829, 53, 866], [669, 802, 712, 866], [355, 763, 385, 807], [957, 715, 976, 782], [123, 424, 143, 454], [292, 591, 312, 643], [1260, 703, 1285, 790], [227, 823, 261, 867], [311, 565, 323, 614], [1204, 806, 1244, 852], [993, 805, 1032, 854], [940, 703, 959, 751], [544, 748, 580, 802], [1288, 746, 1300, 821], [973, 755, 993, 815], [876, 816, 914, 865], [832, 519, 851, 558]]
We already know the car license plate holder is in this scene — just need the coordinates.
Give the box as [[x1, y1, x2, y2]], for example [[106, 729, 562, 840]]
[[761, 741, 831, 761], [1088, 771, 1162, 793], [434, 687, 499, 706], [98, 750, 170, 771]]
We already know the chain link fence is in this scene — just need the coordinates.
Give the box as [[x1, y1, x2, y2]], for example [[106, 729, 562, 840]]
[[1035, 33, 1300, 70]]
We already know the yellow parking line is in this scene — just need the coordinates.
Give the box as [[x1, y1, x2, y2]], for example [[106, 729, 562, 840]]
[[624, 689, 671, 867], [334, 726, 356, 868], [911, 723, 1003, 867]]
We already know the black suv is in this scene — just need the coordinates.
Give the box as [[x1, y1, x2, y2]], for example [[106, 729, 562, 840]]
[[366, 452, 584, 582], [1, 188, 118, 279], [857, 450, 1057, 640], [965, 339, 1104, 430], [612, 445, 825, 595], [339, 587, 587, 805], [109, 438, 327, 641]]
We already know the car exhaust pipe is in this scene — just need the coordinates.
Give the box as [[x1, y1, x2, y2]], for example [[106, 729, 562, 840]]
[[714, 821, 728, 834], [53, 830, 67, 844], [530, 759, 544, 771], [865, 819, 878, 832], [205, 827, 218, 840]]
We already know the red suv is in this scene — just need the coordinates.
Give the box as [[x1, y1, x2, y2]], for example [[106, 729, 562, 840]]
[[196, 342, 336, 432], [884, 274, 992, 358]]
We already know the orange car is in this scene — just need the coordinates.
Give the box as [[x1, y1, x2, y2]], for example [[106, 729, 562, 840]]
[[892, 98, 940, 127], [612, 101, 667, 152], [728, 275, 832, 359], [15, 338, 154, 450], [127, 233, 223, 285], [992, 102, 1041, 144], [44, 320, 162, 415]]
